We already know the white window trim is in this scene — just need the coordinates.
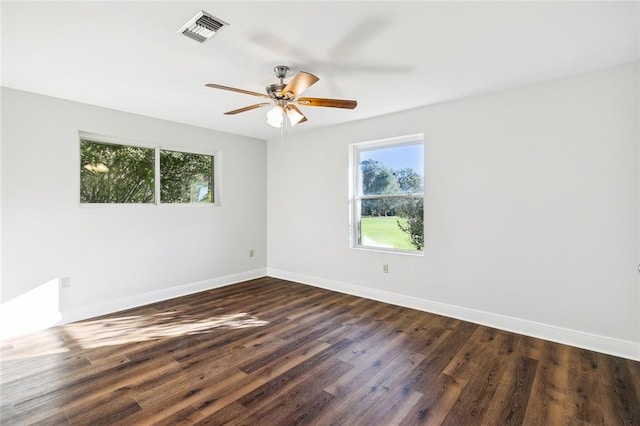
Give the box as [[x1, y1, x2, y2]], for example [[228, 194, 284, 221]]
[[78, 131, 220, 207], [349, 133, 424, 255]]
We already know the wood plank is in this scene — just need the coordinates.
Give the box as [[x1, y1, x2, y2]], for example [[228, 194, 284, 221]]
[[192, 401, 250, 426], [320, 349, 426, 424], [64, 392, 142, 425], [522, 340, 571, 424], [237, 338, 352, 410], [481, 341, 538, 425], [235, 347, 353, 425], [439, 353, 510, 425], [596, 352, 640, 424], [564, 346, 607, 423], [190, 339, 333, 418], [399, 326, 497, 425], [7, 355, 179, 424]]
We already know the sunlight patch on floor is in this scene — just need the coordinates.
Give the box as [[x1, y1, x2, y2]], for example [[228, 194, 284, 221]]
[[0, 329, 70, 361], [62, 312, 269, 349]]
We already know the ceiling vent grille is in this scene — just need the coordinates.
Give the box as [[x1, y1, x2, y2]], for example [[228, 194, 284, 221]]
[[178, 10, 228, 44]]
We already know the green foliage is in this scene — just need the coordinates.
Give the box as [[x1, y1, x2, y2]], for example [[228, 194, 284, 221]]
[[396, 198, 424, 251], [160, 150, 213, 203], [361, 160, 399, 195], [394, 167, 423, 193], [80, 140, 155, 203]]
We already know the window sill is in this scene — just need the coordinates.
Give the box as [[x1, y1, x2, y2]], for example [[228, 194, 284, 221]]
[[78, 202, 220, 208], [352, 246, 424, 257]]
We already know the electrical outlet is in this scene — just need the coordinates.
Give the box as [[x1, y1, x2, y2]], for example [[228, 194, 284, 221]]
[[383, 264, 389, 273], [60, 277, 71, 288], [249, 249, 254, 257]]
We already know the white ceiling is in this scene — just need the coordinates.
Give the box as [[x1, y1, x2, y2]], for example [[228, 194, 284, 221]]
[[2, 1, 638, 140]]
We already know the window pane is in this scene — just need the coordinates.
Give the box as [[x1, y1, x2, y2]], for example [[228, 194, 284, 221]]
[[80, 140, 155, 203], [359, 197, 423, 251], [359, 144, 424, 195], [160, 150, 213, 203]]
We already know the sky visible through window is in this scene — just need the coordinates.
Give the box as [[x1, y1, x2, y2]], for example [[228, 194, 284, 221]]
[[360, 143, 424, 177]]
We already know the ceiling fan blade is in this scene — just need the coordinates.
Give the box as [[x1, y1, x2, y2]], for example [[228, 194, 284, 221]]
[[297, 97, 357, 109], [206, 83, 270, 99], [224, 103, 271, 115], [281, 71, 319, 99]]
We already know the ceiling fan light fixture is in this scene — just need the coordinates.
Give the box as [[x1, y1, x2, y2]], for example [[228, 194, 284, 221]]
[[266, 105, 284, 128], [286, 106, 304, 127]]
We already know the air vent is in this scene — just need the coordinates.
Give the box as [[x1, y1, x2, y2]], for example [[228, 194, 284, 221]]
[[178, 10, 228, 44]]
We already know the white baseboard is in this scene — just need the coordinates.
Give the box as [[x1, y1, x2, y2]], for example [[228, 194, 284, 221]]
[[60, 268, 267, 324], [267, 268, 640, 361]]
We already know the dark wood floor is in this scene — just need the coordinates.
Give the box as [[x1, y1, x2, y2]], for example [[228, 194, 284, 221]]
[[1, 277, 639, 425]]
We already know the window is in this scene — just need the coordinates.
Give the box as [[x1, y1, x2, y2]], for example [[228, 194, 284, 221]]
[[80, 135, 216, 205], [351, 134, 424, 253]]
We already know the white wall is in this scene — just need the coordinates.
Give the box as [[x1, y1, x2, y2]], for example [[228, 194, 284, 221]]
[[1, 88, 267, 323], [267, 64, 639, 358]]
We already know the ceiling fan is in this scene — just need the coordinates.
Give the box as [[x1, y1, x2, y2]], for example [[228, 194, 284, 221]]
[[205, 65, 357, 128]]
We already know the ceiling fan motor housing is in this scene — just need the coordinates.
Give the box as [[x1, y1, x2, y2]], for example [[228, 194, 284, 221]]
[[266, 83, 286, 99]]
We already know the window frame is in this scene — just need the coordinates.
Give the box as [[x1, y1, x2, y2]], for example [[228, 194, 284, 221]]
[[78, 131, 220, 207], [349, 133, 424, 255]]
